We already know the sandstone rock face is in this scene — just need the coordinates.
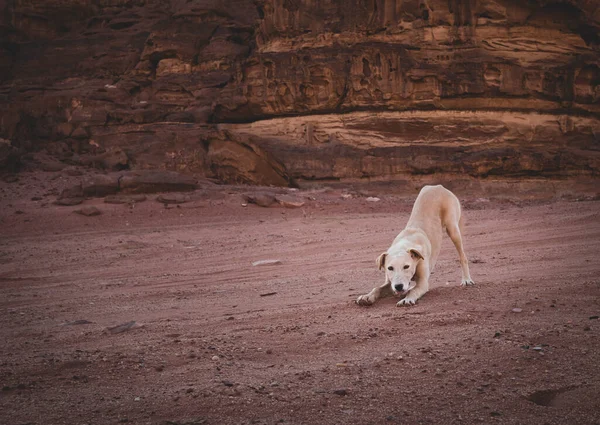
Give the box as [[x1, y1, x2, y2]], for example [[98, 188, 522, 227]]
[[0, 1, 598, 185], [221, 110, 600, 181]]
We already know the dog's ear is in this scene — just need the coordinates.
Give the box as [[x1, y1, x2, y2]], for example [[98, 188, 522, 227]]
[[376, 252, 387, 270], [409, 248, 424, 261]]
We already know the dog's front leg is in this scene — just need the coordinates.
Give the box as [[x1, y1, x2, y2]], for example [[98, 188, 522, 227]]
[[397, 264, 430, 306], [356, 281, 394, 306]]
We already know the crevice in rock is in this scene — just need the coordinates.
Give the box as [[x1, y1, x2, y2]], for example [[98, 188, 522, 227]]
[[335, 59, 352, 111]]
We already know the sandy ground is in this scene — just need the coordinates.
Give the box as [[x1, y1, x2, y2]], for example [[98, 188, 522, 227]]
[[1, 172, 599, 425]]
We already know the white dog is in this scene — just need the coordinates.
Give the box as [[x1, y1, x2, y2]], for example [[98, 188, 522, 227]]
[[357, 185, 474, 307]]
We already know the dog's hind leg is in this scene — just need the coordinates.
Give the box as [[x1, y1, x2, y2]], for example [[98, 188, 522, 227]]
[[447, 217, 474, 286], [356, 282, 394, 306]]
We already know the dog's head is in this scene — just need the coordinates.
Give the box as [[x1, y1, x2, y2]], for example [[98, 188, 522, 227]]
[[376, 249, 424, 295]]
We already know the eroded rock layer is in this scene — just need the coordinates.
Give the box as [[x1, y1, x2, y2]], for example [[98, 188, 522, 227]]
[[0, 0, 599, 185]]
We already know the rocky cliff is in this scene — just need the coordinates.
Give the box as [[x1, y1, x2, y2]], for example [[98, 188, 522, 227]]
[[1, 0, 599, 185]]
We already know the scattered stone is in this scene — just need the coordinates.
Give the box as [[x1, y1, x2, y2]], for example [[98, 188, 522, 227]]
[[104, 194, 147, 204], [74, 206, 102, 216], [243, 192, 277, 208], [222, 380, 234, 387], [333, 389, 348, 396], [259, 292, 278, 297], [252, 259, 282, 266], [15, 210, 24, 215], [532, 346, 543, 351], [275, 194, 305, 208], [341, 194, 352, 199], [156, 193, 190, 204], [106, 321, 139, 334], [211, 355, 219, 361], [589, 316, 599, 320], [31, 196, 42, 201], [366, 197, 380, 202], [512, 308, 522, 313]]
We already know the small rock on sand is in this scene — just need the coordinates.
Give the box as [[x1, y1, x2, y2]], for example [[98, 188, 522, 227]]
[[63, 319, 93, 326], [243, 193, 277, 208], [275, 194, 305, 208], [252, 259, 282, 266], [74, 206, 102, 216], [366, 197, 380, 202]]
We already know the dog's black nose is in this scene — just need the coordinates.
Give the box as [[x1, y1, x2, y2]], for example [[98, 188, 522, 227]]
[[394, 284, 404, 292]]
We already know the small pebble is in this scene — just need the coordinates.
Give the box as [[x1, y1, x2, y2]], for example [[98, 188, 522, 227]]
[[252, 259, 282, 266], [512, 308, 522, 313]]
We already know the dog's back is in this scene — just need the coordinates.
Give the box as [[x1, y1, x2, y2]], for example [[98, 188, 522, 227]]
[[407, 185, 460, 229]]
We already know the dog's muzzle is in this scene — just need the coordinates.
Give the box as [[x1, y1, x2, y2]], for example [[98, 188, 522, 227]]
[[393, 284, 411, 295]]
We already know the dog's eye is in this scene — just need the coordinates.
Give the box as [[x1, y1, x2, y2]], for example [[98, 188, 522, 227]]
[[403, 265, 409, 269], [387, 266, 394, 271]]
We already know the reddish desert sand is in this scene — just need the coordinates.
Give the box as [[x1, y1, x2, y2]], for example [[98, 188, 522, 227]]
[[1, 173, 599, 425]]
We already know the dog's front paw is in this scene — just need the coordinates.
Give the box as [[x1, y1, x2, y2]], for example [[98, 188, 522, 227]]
[[356, 295, 374, 306], [461, 278, 475, 286], [396, 297, 416, 307]]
